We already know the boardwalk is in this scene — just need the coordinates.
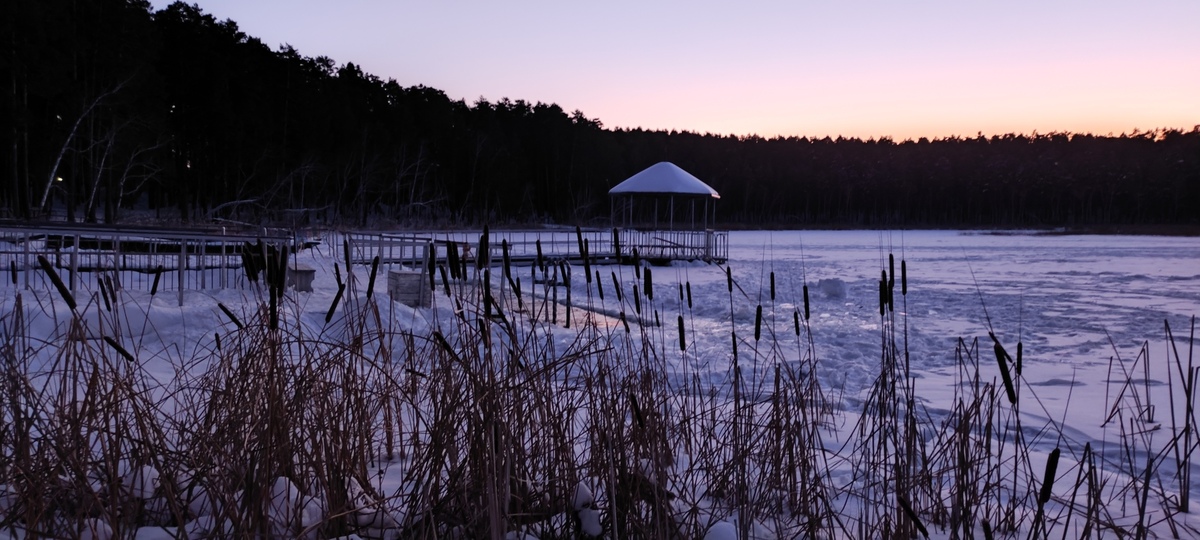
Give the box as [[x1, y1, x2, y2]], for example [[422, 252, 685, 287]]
[[1, 223, 726, 305], [345, 227, 728, 269], [0, 222, 298, 305]]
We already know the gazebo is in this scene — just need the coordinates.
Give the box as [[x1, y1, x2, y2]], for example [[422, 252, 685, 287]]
[[609, 162, 720, 230], [608, 162, 727, 263]]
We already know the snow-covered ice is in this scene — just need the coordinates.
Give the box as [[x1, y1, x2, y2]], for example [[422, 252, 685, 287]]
[[1, 228, 1198, 538]]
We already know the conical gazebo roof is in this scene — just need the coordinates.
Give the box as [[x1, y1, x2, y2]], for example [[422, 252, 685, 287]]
[[608, 162, 719, 198]]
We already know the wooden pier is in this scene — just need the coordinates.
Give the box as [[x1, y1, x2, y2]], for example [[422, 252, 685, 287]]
[[1, 223, 726, 306], [345, 227, 728, 269], [0, 222, 299, 305]]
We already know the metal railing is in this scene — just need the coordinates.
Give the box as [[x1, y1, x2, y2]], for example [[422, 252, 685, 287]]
[[0, 223, 293, 306], [344, 227, 728, 270]]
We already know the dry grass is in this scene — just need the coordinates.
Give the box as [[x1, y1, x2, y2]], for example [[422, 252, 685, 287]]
[[0, 245, 1197, 539]]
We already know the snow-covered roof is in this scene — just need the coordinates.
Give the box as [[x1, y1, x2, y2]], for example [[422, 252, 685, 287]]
[[608, 162, 720, 199]]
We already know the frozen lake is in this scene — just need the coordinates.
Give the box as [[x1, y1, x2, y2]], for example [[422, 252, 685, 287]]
[[669, 230, 1200, 393], [2, 228, 1198, 538]]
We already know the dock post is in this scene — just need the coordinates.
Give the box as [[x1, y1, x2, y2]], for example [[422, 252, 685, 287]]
[[23, 231, 30, 289], [70, 233, 79, 295], [178, 239, 186, 306], [200, 237, 207, 290]]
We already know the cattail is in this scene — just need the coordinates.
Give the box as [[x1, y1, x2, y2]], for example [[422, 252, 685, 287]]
[[633, 284, 642, 315], [583, 239, 592, 283], [483, 269, 492, 320], [793, 311, 800, 336], [731, 331, 739, 363], [630, 393, 645, 429], [596, 271, 605, 301], [878, 274, 886, 317], [8, 260, 15, 285], [447, 241, 460, 280], [897, 495, 929, 540], [334, 261, 342, 287], [755, 305, 763, 341], [536, 239, 544, 271], [612, 227, 621, 258], [982, 520, 994, 540], [901, 259, 907, 296], [502, 239, 512, 280], [218, 302, 243, 329], [678, 315, 686, 351], [98, 278, 112, 312], [882, 269, 893, 312], [889, 253, 895, 291], [575, 225, 585, 259], [325, 284, 345, 323], [151, 265, 163, 295], [564, 275, 572, 329], [37, 255, 75, 311], [803, 284, 810, 320], [104, 336, 135, 363], [770, 271, 776, 301], [1039, 447, 1060, 505], [366, 255, 380, 299], [1016, 341, 1023, 376], [993, 339, 1018, 404], [432, 330, 457, 358], [611, 272, 623, 303], [654, 309, 660, 327], [686, 282, 693, 309], [214, 332, 221, 352], [620, 312, 630, 333], [644, 266, 653, 301], [343, 237, 352, 268], [726, 267, 733, 293]]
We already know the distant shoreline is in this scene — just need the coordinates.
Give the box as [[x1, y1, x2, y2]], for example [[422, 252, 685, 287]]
[[5, 218, 1197, 237]]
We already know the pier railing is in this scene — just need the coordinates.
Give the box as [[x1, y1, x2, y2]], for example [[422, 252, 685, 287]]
[[344, 227, 728, 270], [0, 223, 293, 305]]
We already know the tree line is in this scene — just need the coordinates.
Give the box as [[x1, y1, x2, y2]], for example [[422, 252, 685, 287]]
[[3, 0, 1198, 228]]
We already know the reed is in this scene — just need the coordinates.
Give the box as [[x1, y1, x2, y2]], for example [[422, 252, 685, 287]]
[[0, 240, 1196, 539]]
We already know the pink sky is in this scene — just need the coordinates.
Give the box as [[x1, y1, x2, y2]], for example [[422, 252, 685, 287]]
[[150, 0, 1200, 140]]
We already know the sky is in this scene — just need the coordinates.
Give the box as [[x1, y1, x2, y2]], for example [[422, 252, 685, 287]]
[[147, 1, 1200, 141]]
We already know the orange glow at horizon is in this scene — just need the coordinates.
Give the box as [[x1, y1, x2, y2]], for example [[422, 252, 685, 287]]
[[148, 0, 1200, 141]]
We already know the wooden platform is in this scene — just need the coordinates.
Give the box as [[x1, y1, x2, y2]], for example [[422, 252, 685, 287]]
[[345, 227, 728, 271]]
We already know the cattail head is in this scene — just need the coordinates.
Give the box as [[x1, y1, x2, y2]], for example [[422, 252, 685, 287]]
[[678, 315, 686, 351], [754, 305, 763, 341], [803, 284, 810, 321]]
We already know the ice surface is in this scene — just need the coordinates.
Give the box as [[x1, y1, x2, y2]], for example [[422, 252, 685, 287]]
[[2, 229, 1198, 537]]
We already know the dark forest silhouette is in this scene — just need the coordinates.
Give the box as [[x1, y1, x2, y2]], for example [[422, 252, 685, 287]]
[[3, 0, 1198, 228]]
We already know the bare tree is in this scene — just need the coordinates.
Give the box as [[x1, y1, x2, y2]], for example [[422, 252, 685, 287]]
[[37, 78, 129, 214]]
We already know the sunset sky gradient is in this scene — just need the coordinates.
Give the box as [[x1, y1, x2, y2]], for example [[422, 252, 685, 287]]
[[149, 0, 1200, 140]]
